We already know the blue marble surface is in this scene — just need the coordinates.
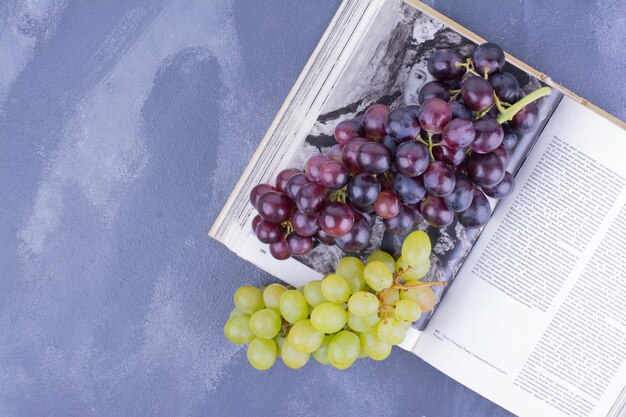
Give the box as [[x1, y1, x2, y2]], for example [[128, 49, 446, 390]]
[[0, 1, 623, 416]]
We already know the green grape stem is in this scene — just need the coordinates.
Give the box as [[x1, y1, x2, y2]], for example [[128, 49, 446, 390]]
[[427, 132, 436, 161], [454, 58, 480, 77], [497, 86, 552, 124], [281, 220, 293, 235], [329, 187, 348, 203]]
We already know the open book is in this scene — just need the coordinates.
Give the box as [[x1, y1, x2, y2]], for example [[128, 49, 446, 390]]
[[210, 0, 626, 416]]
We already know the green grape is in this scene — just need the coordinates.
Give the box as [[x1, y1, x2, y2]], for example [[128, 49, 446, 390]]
[[288, 319, 324, 353], [312, 335, 332, 365], [328, 331, 360, 369], [347, 311, 380, 333], [401, 281, 437, 313], [377, 318, 407, 345], [249, 308, 282, 339], [303, 280, 326, 307], [262, 283, 287, 311], [335, 257, 365, 293], [279, 290, 309, 324], [224, 314, 254, 344], [395, 257, 430, 281], [234, 286, 264, 314], [401, 230, 431, 267], [379, 288, 399, 306], [360, 331, 392, 360], [347, 291, 379, 317], [321, 274, 351, 303], [310, 302, 347, 334], [366, 250, 395, 272], [247, 338, 277, 370], [363, 261, 393, 291], [394, 299, 422, 322], [229, 308, 245, 318], [281, 339, 310, 369]]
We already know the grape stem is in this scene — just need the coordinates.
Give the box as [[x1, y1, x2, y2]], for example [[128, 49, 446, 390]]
[[496, 86, 552, 124], [377, 265, 447, 320], [281, 220, 293, 235], [476, 104, 494, 119], [427, 132, 435, 161], [329, 187, 347, 203], [493, 93, 507, 113], [454, 58, 480, 77]]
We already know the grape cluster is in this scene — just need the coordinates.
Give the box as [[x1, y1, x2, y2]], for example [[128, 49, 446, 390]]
[[224, 231, 443, 370], [250, 42, 549, 259]]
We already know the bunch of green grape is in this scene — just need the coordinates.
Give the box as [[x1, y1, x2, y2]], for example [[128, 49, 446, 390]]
[[224, 231, 442, 370]]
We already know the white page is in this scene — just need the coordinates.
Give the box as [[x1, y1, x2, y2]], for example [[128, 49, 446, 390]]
[[414, 97, 626, 417]]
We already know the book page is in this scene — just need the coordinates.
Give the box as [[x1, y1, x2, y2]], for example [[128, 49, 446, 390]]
[[225, 0, 560, 333], [414, 97, 626, 417]]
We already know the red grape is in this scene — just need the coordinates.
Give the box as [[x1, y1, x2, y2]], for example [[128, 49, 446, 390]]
[[393, 174, 426, 204], [305, 155, 331, 182], [482, 172, 515, 199], [465, 151, 505, 187], [286, 233, 313, 256], [251, 214, 263, 233], [418, 98, 452, 133], [421, 196, 454, 228], [510, 102, 539, 134], [418, 81, 451, 104], [472, 43, 505, 76], [394, 141, 429, 176], [461, 76, 494, 112], [275, 168, 301, 193], [250, 183, 276, 209], [427, 48, 465, 80], [318, 160, 349, 190], [471, 118, 504, 154], [433, 144, 467, 166], [319, 202, 355, 237], [363, 104, 390, 139], [295, 182, 326, 214], [341, 137, 367, 173], [443, 172, 474, 212], [256, 220, 284, 244], [327, 144, 343, 162], [382, 135, 398, 155], [347, 173, 381, 208], [373, 190, 401, 219], [315, 229, 336, 245], [269, 236, 290, 260], [285, 173, 312, 200], [358, 142, 392, 174], [489, 72, 520, 103], [335, 216, 371, 253], [383, 204, 415, 233], [457, 189, 491, 228], [291, 210, 320, 237], [501, 126, 518, 150], [442, 118, 476, 148], [492, 145, 510, 167], [450, 101, 473, 120], [423, 161, 456, 197], [334, 119, 364, 145], [257, 191, 293, 223], [385, 108, 421, 140]]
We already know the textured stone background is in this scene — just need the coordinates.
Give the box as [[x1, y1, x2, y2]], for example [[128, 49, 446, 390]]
[[0, 1, 623, 416]]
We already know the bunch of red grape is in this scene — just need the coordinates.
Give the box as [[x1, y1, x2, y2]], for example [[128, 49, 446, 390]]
[[250, 42, 548, 260]]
